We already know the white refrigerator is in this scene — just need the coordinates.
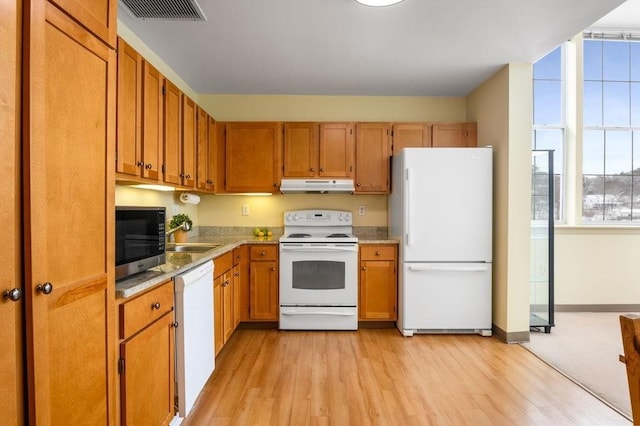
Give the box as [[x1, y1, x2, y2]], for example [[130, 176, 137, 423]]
[[389, 147, 493, 337]]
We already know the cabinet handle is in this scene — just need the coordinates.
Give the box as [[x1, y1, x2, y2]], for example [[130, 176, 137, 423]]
[[260, 251, 266, 256], [151, 302, 161, 310], [145, 163, 153, 170], [185, 174, 191, 179], [376, 251, 381, 256], [273, 183, 279, 187], [137, 161, 144, 167], [357, 183, 361, 187], [3, 288, 22, 302], [36, 282, 53, 295], [171, 321, 179, 328], [206, 179, 213, 184], [320, 168, 325, 172], [179, 173, 185, 178], [234, 272, 239, 277], [310, 168, 315, 172], [271, 267, 276, 271], [362, 266, 367, 270]]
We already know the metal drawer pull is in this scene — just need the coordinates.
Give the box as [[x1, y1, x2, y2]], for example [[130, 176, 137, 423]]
[[3, 288, 22, 302], [151, 302, 161, 310], [36, 282, 53, 295]]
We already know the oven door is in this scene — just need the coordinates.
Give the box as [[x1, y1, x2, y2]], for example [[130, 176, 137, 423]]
[[279, 243, 358, 305]]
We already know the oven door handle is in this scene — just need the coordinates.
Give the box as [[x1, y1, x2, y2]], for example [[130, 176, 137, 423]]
[[281, 311, 356, 317], [280, 245, 358, 252]]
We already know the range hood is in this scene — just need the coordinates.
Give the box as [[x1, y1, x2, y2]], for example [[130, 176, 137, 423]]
[[280, 179, 355, 194]]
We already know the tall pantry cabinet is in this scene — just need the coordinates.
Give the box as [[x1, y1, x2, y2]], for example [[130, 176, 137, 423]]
[[1, 1, 24, 425], [22, 0, 117, 424]]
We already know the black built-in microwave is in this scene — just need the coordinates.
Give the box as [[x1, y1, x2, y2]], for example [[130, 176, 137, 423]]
[[115, 206, 166, 280]]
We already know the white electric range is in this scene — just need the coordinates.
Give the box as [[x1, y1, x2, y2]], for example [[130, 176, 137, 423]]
[[279, 210, 358, 330]]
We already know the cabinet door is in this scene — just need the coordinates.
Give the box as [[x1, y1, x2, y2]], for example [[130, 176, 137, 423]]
[[196, 107, 209, 190], [181, 95, 196, 188], [206, 116, 217, 192], [359, 260, 397, 320], [49, 0, 116, 47], [0, 0, 24, 422], [355, 123, 390, 194], [392, 123, 431, 154], [234, 246, 250, 321], [25, 3, 115, 424], [214, 275, 223, 356], [283, 122, 318, 177], [141, 61, 163, 181], [222, 271, 234, 343], [225, 122, 282, 193], [249, 261, 278, 320], [116, 37, 142, 177], [432, 122, 477, 147], [319, 123, 354, 177], [163, 79, 182, 185], [232, 265, 241, 329], [359, 246, 397, 321], [215, 122, 227, 194], [120, 313, 175, 426]]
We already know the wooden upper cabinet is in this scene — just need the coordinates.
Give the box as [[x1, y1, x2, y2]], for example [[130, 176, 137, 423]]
[[282, 122, 319, 177], [140, 61, 163, 181], [25, 3, 115, 424], [225, 122, 282, 193], [431, 122, 477, 147], [116, 38, 141, 178], [163, 80, 182, 186], [355, 123, 391, 194], [206, 116, 217, 192], [215, 122, 227, 194], [196, 107, 209, 191], [319, 123, 355, 178], [181, 95, 196, 188], [49, 0, 117, 47], [392, 123, 431, 154], [196, 110, 217, 193]]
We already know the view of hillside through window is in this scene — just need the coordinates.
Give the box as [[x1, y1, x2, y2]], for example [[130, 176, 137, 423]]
[[583, 39, 640, 222], [533, 38, 640, 224], [532, 46, 563, 222]]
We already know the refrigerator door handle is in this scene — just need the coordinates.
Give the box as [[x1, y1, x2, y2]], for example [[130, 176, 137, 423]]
[[408, 265, 490, 273], [406, 168, 412, 246]]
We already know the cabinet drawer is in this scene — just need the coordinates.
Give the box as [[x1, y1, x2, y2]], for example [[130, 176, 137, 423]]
[[120, 280, 174, 340], [360, 245, 396, 261], [214, 251, 233, 277], [250, 245, 278, 261]]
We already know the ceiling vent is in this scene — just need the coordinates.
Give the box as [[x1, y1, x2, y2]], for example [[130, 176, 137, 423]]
[[119, 0, 206, 21]]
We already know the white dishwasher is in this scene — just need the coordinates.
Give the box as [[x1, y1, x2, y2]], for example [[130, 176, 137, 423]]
[[174, 260, 214, 421]]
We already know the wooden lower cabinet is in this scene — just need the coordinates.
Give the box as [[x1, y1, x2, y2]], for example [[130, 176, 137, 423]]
[[214, 251, 240, 356], [248, 245, 279, 321], [118, 280, 175, 426], [359, 245, 398, 321]]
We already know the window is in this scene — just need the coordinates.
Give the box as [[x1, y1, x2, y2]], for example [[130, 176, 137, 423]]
[[533, 46, 564, 221], [583, 39, 640, 222]]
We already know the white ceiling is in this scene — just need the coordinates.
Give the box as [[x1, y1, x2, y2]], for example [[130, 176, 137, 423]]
[[118, 0, 637, 97]]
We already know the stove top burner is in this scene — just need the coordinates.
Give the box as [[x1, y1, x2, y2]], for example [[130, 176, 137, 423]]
[[288, 233, 311, 238], [327, 233, 349, 238]]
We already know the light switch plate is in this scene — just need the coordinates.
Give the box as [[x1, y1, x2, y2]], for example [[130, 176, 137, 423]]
[[242, 204, 250, 216], [358, 205, 366, 216]]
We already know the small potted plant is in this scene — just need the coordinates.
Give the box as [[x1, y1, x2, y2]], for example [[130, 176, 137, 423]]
[[169, 213, 192, 243]]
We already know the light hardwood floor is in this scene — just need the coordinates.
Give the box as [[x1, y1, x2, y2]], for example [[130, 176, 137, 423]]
[[183, 328, 629, 425]]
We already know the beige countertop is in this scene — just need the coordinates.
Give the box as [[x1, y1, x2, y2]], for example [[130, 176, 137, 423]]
[[115, 235, 398, 299]]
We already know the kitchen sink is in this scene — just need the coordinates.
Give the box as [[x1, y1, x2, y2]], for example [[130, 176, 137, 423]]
[[165, 243, 220, 253]]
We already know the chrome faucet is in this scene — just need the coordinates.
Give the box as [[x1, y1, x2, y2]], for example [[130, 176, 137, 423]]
[[166, 221, 192, 237]]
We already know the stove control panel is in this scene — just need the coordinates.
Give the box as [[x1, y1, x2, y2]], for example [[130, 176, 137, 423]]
[[284, 210, 352, 226]]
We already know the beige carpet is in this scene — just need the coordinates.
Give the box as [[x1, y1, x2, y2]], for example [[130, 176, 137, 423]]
[[521, 312, 634, 421]]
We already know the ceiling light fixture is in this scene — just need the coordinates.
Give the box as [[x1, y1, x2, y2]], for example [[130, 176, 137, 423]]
[[355, 0, 404, 6]]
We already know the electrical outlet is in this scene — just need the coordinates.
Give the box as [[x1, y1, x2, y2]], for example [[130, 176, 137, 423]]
[[242, 204, 250, 216], [358, 205, 366, 216]]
